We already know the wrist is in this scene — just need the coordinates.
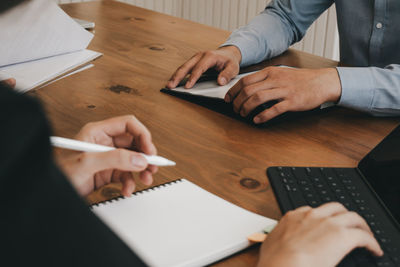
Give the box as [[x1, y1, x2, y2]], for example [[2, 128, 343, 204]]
[[219, 45, 242, 66], [320, 68, 342, 103]]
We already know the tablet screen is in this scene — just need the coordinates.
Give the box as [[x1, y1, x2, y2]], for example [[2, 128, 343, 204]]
[[358, 126, 400, 225]]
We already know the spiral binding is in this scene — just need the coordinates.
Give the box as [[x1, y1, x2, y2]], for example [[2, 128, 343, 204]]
[[91, 179, 183, 208]]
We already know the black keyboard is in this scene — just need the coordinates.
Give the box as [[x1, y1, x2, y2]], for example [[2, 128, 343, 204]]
[[267, 167, 400, 267]]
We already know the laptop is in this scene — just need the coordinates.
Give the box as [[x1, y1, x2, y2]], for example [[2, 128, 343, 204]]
[[267, 125, 400, 267]]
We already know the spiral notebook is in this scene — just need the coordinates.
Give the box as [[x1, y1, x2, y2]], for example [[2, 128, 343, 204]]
[[91, 179, 277, 267]]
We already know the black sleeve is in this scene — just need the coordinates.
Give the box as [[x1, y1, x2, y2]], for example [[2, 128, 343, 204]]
[[0, 86, 147, 267]]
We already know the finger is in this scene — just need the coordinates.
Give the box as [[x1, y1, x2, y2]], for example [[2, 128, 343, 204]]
[[79, 149, 148, 175], [81, 115, 157, 155], [185, 54, 217, 88], [111, 169, 123, 184], [94, 170, 113, 190], [120, 172, 136, 196], [224, 69, 270, 103], [346, 228, 383, 257], [313, 202, 348, 217], [253, 101, 291, 124], [94, 173, 106, 189], [332, 211, 373, 234], [217, 60, 239, 86], [113, 133, 134, 148], [167, 53, 203, 88], [139, 170, 153, 186], [240, 89, 287, 116], [281, 205, 312, 222], [232, 80, 276, 114], [147, 164, 158, 174], [0, 78, 16, 88], [294, 205, 313, 213]]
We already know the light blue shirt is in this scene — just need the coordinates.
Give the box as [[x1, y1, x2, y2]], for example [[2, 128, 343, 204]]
[[222, 0, 400, 116]]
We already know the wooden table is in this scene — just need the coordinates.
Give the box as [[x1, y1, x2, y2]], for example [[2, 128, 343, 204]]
[[30, 1, 399, 266]]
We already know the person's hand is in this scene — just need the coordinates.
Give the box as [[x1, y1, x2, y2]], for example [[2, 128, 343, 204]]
[[257, 202, 383, 267], [166, 45, 242, 89], [57, 115, 158, 197], [225, 67, 342, 124], [0, 78, 16, 88]]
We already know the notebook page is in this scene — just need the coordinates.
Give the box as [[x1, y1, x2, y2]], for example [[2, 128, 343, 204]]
[[170, 72, 257, 99], [92, 179, 276, 267]]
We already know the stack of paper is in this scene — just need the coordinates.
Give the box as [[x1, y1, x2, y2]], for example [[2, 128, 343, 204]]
[[0, 0, 102, 93]]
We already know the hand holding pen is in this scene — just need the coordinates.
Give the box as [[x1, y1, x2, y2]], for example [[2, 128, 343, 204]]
[[54, 115, 175, 197]]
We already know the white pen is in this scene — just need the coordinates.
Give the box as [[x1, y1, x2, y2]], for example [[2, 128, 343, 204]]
[[50, 136, 176, 167]]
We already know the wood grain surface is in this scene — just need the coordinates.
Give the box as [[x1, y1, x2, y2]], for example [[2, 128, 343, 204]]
[[28, 1, 399, 266]]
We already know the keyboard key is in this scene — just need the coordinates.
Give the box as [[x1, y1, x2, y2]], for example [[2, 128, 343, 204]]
[[311, 177, 321, 183], [302, 186, 312, 192], [386, 246, 398, 254], [308, 200, 319, 207], [354, 198, 365, 204], [288, 191, 308, 208], [342, 179, 353, 185], [375, 254, 394, 267], [305, 192, 314, 198], [320, 190, 328, 195], [346, 185, 357, 191], [298, 179, 309, 185], [358, 206, 370, 214], [334, 188, 342, 194], [379, 237, 391, 245], [322, 196, 333, 202], [352, 248, 378, 267], [390, 254, 399, 263], [374, 228, 384, 235]]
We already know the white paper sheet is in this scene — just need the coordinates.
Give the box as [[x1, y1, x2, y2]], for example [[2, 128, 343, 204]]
[[0, 0, 93, 67], [0, 49, 101, 93], [39, 63, 94, 89], [171, 72, 257, 99]]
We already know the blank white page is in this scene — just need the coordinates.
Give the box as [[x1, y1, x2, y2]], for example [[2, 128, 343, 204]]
[[171, 72, 257, 99], [92, 179, 276, 267]]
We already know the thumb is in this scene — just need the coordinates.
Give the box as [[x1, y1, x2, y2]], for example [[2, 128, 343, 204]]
[[0, 78, 16, 88], [81, 149, 148, 174], [217, 61, 239, 86]]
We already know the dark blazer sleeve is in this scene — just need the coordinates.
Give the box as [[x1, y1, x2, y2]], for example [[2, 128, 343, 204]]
[[0, 86, 147, 267]]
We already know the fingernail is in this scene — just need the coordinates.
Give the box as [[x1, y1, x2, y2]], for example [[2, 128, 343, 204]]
[[253, 116, 261, 124], [224, 94, 231, 103], [219, 77, 227, 85], [132, 155, 147, 168]]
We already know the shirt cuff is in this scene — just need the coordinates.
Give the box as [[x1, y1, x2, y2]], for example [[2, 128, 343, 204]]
[[336, 67, 375, 112]]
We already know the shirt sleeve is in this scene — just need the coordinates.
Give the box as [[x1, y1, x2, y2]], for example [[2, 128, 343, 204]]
[[221, 0, 334, 67], [337, 65, 400, 116]]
